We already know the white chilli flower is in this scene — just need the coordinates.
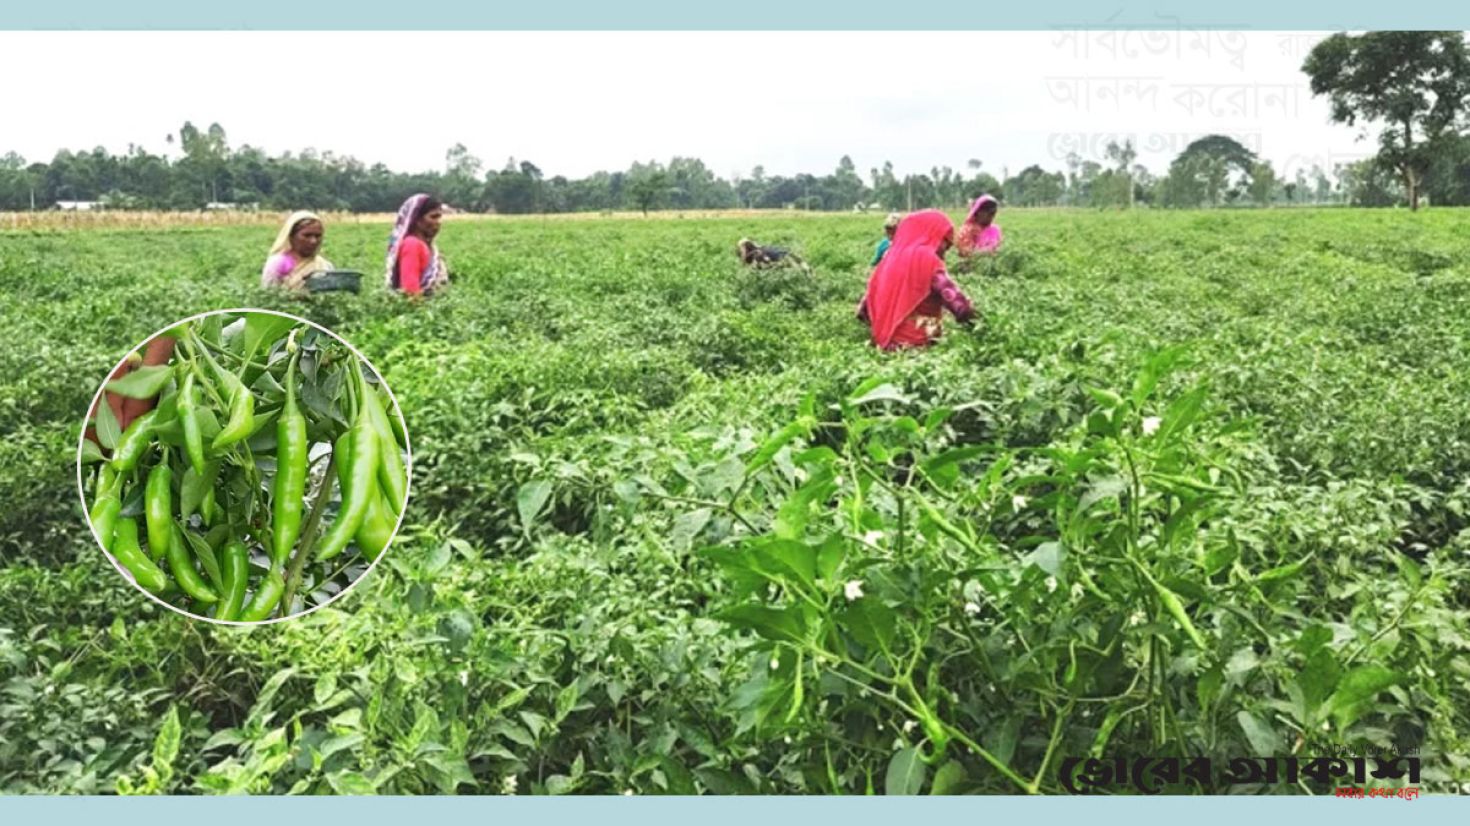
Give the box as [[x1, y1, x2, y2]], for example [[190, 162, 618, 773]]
[[501, 775, 518, 795], [1045, 576, 1058, 594], [1142, 416, 1162, 437], [458, 669, 469, 686], [1070, 582, 1085, 600], [964, 601, 981, 616], [862, 530, 885, 545], [903, 720, 917, 733], [1011, 494, 1029, 510], [1129, 610, 1146, 626], [770, 657, 781, 670], [845, 580, 865, 601], [623, 789, 635, 796]]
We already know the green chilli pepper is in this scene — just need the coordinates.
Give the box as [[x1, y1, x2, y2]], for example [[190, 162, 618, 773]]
[[334, 431, 395, 559], [239, 570, 286, 622], [315, 395, 382, 561], [97, 464, 119, 498], [362, 383, 408, 514], [214, 538, 250, 621], [201, 486, 218, 527], [358, 490, 396, 558], [111, 518, 170, 594], [210, 370, 255, 451], [144, 462, 173, 561], [179, 372, 207, 475], [89, 494, 121, 553], [1155, 582, 1206, 649], [167, 523, 218, 605], [1135, 564, 1207, 650], [110, 409, 159, 472], [271, 354, 308, 566]]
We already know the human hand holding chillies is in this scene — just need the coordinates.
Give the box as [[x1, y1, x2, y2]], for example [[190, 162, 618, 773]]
[[83, 312, 409, 622]]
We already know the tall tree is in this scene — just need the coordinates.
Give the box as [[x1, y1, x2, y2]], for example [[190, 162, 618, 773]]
[[1303, 31, 1470, 210], [628, 168, 670, 216], [1248, 161, 1278, 206], [1104, 139, 1138, 207]]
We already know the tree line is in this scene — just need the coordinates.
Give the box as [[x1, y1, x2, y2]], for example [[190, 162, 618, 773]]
[[3, 32, 1466, 214]]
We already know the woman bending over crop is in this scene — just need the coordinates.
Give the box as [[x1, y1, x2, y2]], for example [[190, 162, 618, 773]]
[[386, 194, 450, 296], [856, 209, 976, 350], [955, 194, 1003, 258], [261, 211, 335, 290], [737, 238, 810, 272]]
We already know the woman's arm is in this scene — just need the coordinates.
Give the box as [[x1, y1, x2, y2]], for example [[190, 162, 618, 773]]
[[261, 253, 291, 284], [931, 269, 975, 324], [954, 228, 976, 258]]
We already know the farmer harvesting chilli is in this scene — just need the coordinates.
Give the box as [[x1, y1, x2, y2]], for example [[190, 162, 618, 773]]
[[261, 211, 335, 290], [856, 209, 977, 350], [736, 238, 810, 272], [81, 311, 411, 623], [956, 194, 1003, 257], [386, 194, 449, 296]]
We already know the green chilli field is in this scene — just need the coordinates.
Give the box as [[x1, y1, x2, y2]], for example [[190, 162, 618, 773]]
[[0, 208, 1467, 794]]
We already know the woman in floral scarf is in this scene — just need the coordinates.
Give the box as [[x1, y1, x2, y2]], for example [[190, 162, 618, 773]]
[[386, 194, 449, 296]]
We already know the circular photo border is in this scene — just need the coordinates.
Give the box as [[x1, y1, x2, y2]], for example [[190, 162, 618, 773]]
[[75, 307, 414, 626]]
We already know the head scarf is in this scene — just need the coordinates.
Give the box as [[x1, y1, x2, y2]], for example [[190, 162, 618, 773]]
[[965, 194, 999, 224], [262, 210, 333, 289], [386, 194, 448, 292], [884, 212, 903, 230], [862, 209, 954, 349]]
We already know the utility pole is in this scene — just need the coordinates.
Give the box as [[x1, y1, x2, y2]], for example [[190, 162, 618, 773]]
[[906, 178, 913, 212]]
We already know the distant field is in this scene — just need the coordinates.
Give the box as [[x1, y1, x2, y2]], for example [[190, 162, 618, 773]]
[[0, 209, 1466, 794]]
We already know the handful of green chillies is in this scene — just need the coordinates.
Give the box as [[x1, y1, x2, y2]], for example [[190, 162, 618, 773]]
[[82, 311, 410, 623]]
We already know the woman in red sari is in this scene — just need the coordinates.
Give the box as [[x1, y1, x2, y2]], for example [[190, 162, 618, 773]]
[[856, 209, 976, 350]]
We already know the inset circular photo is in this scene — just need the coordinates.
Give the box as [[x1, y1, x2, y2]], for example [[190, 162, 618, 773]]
[[76, 309, 411, 624]]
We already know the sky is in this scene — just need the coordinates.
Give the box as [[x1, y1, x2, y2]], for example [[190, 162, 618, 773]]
[[0, 31, 1375, 183]]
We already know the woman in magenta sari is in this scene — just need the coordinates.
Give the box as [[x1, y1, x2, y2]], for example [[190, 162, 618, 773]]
[[856, 209, 976, 350], [956, 194, 1003, 258]]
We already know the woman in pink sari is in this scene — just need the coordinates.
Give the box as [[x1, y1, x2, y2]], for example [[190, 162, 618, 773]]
[[956, 194, 1003, 258], [856, 209, 976, 350], [386, 194, 449, 296]]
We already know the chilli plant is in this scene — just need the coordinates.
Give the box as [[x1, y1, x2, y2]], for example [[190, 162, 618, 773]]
[[695, 347, 1364, 794]]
